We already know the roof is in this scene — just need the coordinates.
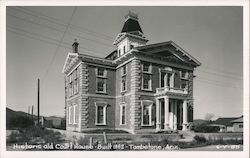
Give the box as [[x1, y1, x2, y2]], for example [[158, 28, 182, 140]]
[[231, 116, 243, 123], [211, 117, 238, 126], [136, 41, 202, 67], [121, 18, 143, 33]]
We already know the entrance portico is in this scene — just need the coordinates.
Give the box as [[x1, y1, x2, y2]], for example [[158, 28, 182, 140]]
[[155, 97, 188, 131]]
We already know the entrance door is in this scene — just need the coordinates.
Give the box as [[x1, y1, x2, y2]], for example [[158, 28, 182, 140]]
[[177, 101, 183, 130], [160, 100, 165, 129]]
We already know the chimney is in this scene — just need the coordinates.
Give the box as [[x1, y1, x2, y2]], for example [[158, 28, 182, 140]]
[[72, 39, 79, 53]]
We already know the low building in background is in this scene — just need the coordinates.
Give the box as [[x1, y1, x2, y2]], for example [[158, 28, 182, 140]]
[[209, 116, 243, 132], [230, 116, 243, 132]]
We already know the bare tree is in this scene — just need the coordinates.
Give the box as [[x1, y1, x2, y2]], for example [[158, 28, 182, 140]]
[[204, 113, 215, 121]]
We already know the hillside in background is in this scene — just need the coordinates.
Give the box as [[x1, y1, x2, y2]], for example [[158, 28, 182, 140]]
[[6, 107, 64, 130]]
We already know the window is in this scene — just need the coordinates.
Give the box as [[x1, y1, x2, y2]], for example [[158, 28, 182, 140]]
[[73, 104, 77, 124], [142, 62, 151, 73], [121, 77, 126, 92], [118, 49, 121, 57], [95, 102, 107, 125], [120, 103, 126, 125], [123, 46, 126, 54], [239, 124, 243, 128], [142, 74, 151, 90], [141, 100, 153, 126], [181, 71, 188, 79], [142, 62, 152, 91], [96, 67, 107, 93], [96, 68, 106, 77], [73, 69, 79, 95], [181, 80, 188, 89], [121, 65, 127, 92], [67, 67, 79, 97], [97, 78, 106, 93], [130, 44, 134, 49], [68, 106, 72, 124], [121, 65, 127, 76]]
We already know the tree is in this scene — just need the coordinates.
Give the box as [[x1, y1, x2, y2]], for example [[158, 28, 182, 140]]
[[204, 113, 215, 121]]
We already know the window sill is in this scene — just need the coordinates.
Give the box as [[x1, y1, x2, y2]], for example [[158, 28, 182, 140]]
[[96, 91, 107, 95], [141, 124, 153, 127], [95, 123, 107, 126], [97, 76, 107, 79], [141, 89, 152, 92], [121, 90, 127, 94], [142, 71, 152, 74]]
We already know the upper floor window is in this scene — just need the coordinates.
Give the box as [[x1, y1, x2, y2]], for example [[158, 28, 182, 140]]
[[96, 68, 107, 78], [181, 70, 188, 79], [130, 44, 134, 49], [121, 65, 127, 76], [142, 62, 152, 91], [123, 46, 126, 54], [142, 62, 152, 73], [96, 78, 106, 93], [96, 67, 107, 94], [67, 67, 79, 97], [118, 49, 121, 57], [121, 77, 127, 92]]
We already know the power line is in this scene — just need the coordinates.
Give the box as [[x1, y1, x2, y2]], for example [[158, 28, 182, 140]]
[[9, 7, 114, 41], [197, 68, 242, 80], [7, 28, 100, 55], [7, 13, 114, 48], [7, 25, 102, 55], [201, 65, 242, 77], [195, 78, 241, 89], [41, 7, 77, 83]]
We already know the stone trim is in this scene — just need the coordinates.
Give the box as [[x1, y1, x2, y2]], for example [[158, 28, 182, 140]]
[[79, 63, 89, 130]]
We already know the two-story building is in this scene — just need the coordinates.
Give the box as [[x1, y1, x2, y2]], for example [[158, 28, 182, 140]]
[[62, 12, 201, 134]]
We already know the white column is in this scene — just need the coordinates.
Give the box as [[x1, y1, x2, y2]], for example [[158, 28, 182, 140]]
[[182, 100, 188, 131], [156, 98, 161, 131], [164, 96, 170, 130], [174, 100, 178, 130], [169, 100, 174, 129]]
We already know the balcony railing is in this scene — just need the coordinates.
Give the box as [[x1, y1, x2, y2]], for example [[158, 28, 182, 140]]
[[156, 86, 188, 95]]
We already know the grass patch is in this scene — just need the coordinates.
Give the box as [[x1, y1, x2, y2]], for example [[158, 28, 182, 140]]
[[7, 126, 65, 148]]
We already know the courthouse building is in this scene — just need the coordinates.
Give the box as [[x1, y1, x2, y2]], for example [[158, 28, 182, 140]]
[[62, 12, 201, 134]]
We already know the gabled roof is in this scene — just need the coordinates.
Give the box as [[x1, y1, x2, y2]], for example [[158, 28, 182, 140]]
[[211, 117, 238, 126], [136, 41, 201, 67], [121, 18, 143, 33], [231, 116, 243, 123]]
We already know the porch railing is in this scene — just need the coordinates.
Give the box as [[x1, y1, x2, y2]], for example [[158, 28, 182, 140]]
[[156, 86, 188, 95]]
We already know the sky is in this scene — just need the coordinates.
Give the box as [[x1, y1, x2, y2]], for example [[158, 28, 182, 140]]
[[6, 6, 243, 120]]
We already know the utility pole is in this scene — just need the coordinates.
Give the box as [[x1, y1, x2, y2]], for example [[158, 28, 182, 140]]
[[31, 105, 34, 125], [37, 78, 40, 125], [28, 106, 30, 118]]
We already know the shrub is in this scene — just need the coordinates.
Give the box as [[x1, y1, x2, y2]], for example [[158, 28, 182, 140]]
[[7, 115, 33, 130], [193, 125, 220, 133], [194, 135, 207, 144]]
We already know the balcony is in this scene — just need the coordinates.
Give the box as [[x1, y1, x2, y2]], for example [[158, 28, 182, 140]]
[[156, 86, 188, 95]]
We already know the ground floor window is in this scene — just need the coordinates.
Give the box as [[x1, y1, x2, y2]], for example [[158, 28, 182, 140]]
[[141, 100, 153, 126], [68, 106, 72, 124], [68, 104, 77, 125], [120, 103, 126, 125], [95, 102, 107, 125]]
